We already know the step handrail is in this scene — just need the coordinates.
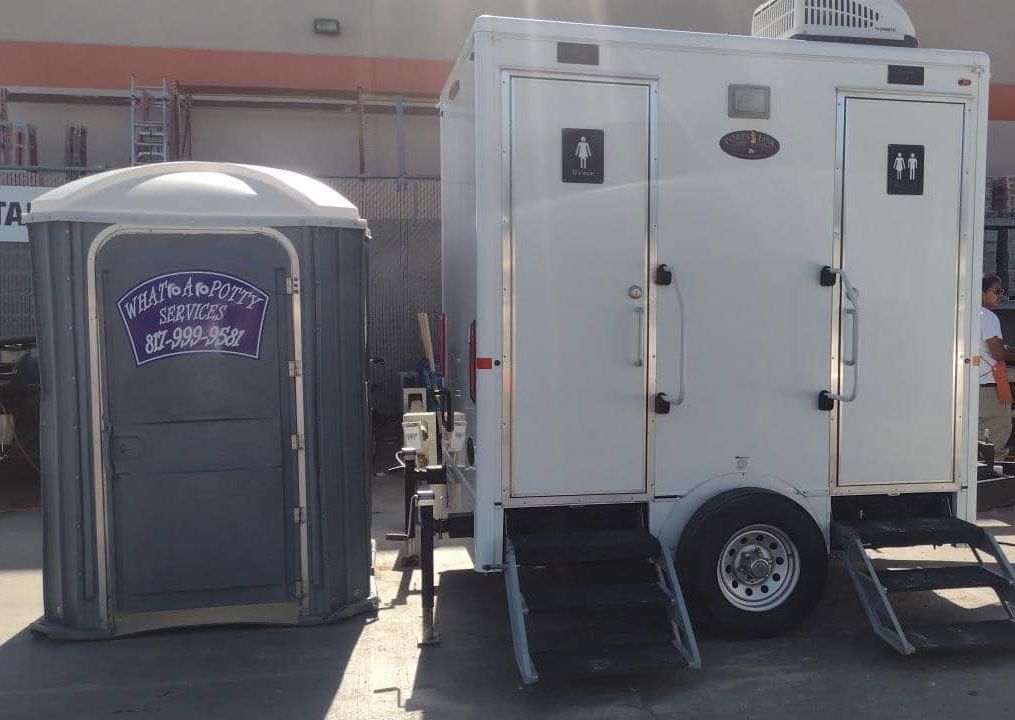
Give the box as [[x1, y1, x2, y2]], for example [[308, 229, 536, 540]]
[[658, 544, 702, 669], [839, 528, 915, 655], [503, 540, 539, 684]]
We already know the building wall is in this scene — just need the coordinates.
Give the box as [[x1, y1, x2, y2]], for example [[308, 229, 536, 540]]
[[190, 108, 439, 178], [0, 1, 760, 59], [1, 0, 1014, 176], [6, 101, 439, 177], [6, 102, 132, 169], [0, 1, 1011, 76]]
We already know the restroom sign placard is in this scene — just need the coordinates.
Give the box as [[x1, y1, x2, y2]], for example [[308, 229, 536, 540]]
[[562, 128, 604, 184], [117, 270, 269, 366], [887, 144, 924, 195]]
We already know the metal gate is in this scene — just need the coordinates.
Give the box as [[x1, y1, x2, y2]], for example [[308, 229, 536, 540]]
[[323, 178, 441, 417]]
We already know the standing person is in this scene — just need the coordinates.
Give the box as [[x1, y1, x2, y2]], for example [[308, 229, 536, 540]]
[[980, 274, 1015, 458]]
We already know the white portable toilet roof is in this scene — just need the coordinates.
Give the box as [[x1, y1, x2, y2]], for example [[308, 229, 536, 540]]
[[26, 162, 366, 229]]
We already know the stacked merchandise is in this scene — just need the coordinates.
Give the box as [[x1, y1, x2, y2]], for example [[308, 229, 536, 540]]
[[12, 122, 37, 167], [998, 176, 1015, 217], [65, 124, 87, 178], [0, 90, 40, 168], [0, 89, 10, 165]]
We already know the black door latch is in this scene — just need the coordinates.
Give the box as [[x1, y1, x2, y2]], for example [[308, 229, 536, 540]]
[[655, 392, 672, 414], [656, 264, 673, 286]]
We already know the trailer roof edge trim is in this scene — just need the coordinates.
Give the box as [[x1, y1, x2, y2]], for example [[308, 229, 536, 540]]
[[465, 15, 989, 69], [25, 161, 367, 228]]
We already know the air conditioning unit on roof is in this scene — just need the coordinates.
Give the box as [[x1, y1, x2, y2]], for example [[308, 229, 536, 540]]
[[751, 0, 917, 47]]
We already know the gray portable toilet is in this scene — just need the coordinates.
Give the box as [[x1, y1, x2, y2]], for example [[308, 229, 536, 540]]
[[26, 162, 374, 638]]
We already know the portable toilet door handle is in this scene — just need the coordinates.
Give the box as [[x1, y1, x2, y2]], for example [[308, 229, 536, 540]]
[[818, 265, 861, 411]]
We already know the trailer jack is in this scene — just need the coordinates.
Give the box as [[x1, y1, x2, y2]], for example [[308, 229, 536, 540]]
[[385, 447, 442, 646]]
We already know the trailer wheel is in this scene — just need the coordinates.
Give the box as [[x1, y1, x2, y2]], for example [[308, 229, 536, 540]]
[[676, 488, 827, 638]]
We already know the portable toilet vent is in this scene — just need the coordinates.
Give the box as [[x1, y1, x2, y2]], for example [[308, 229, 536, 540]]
[[751, 0, 917, 47], [26, 162, 375, 638]]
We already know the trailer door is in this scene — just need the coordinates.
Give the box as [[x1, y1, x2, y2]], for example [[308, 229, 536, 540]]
[[508, 77, 651, 499], [835, 97, 966, 488]]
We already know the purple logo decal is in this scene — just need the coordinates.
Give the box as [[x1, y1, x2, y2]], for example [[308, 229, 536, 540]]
[[117, 271, 270, 366]]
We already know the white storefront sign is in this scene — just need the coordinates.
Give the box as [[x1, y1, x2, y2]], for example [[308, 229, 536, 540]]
[[0, 186, 47, 242]]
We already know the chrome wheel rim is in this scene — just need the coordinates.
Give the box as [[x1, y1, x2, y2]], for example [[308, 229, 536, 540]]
[[716, 524, 800, 612]]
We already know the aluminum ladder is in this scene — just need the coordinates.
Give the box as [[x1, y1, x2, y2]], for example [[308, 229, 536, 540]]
[[130, 76, 170, 165]]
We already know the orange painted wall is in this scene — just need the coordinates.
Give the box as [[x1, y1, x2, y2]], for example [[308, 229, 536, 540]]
[[0, 41, 453, 97]]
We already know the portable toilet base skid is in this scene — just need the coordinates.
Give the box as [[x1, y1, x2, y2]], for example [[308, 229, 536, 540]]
[[27, 162, 376, 638]]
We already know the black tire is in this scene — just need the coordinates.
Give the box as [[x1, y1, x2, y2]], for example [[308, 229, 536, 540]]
[[676, 488, 827, 639]]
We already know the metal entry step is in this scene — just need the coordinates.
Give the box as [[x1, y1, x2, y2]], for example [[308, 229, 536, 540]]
[[503, 523, 699, 684], [834, 516, 1015, 655], [844, 516, 983, 548], [880, 565, 1015, 597]]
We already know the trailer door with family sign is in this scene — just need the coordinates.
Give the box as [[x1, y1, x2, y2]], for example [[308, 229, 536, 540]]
[[834, 97, 966, 488]]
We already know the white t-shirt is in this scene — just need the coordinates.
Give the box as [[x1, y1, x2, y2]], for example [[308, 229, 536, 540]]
[[981, 307, 1003, 385]]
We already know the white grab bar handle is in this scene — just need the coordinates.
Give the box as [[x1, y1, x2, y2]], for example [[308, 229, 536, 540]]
[[654, 264, 686, 413], [821, 266, 860, 404], [843, 309, 857, 368], [673, 270, 687, 405]]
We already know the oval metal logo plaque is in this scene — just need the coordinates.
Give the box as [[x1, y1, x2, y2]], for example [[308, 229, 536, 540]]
[[720, 130, 780, 160]]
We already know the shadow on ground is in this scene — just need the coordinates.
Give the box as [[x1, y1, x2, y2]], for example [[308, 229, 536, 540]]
[[0, 613, 370, 719], [5, 463, 1015, 719], [397, 511, 1015, 720]]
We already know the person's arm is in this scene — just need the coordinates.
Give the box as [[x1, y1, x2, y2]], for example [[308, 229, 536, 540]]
[[985, 336, 1015, 364]]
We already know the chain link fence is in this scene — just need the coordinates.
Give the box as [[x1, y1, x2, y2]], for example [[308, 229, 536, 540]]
[[322, 178, 442, 416], [1, 170, 441, 416]]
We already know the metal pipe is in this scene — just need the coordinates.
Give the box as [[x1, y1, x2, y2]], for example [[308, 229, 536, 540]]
[[0, 164, 106, 173], [395, 96, 408, 184]]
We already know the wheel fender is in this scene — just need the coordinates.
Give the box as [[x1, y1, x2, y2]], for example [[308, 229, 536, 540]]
[[653, 472, 830, 554]]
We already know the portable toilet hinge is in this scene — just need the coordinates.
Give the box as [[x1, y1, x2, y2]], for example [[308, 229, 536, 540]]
[[291, 433, 305, 451], [285, 276, 301, 295], [294, 580, 308, 600], [288, 360, 302, 378], [292, 506, 307, 525]]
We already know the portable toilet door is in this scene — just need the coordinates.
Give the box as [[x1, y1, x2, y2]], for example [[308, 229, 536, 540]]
[[27, 163, 371, 637], [97, 228, 302, 624]]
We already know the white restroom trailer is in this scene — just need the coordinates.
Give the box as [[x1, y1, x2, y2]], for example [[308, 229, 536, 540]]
[[427, 8, 1014, 683]]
